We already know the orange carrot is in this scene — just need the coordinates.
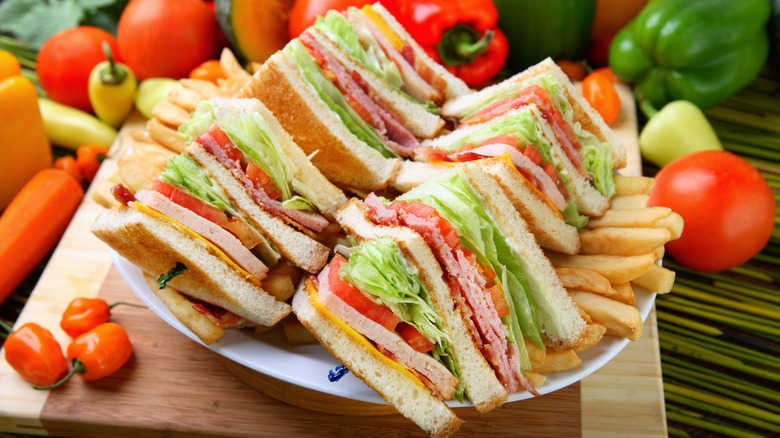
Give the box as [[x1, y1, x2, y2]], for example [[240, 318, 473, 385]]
[[0, 168, 84, 303]]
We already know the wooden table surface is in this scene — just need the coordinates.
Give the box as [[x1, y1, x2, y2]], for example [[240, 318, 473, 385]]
[[0, 84, 667, 437]]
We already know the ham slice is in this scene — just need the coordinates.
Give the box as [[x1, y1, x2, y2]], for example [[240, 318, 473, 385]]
[[195, 132, 330, 233], [300, 33, 419, 157], [451, 144, 567, 211], [317, 266, 459, 400], [135, 190, 268, 280]]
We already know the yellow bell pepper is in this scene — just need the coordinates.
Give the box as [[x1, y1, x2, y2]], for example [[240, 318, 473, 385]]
[[0, 75, 52, 210]]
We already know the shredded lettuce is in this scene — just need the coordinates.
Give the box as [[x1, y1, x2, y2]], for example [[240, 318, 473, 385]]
[[281, 195, 315, 211], [284, 39, 399, 159], [399, 170, 543, 352], [340, 237, 464, 401], [315, 11, 403, 89], [576, 123, 616, 198], [158, 154, 240, 217], [466, 73, 571, 120]]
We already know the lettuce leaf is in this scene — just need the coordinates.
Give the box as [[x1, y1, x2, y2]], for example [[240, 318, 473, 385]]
[[284, 39, 399, 159], [281, 195, 315, 211], [399, 169, 543, 353], [466, 73, 571, 121], [340, 237, 464, 401], [158, 154, 240, 217], [314, 11, 403, 89], [576, 124, 616, 198]]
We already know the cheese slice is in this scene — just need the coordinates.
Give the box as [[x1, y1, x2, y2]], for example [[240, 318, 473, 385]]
[[306, 279, 427, 390], [361, 5, 404, 51]]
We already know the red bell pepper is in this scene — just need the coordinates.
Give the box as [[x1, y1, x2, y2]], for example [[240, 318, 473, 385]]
[[382, 0, 508, 86]]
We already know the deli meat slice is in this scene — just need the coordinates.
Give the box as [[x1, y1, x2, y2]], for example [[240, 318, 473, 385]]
[[301, 33, 419, 157], [196, 131, 330, 233], [135, 190, 269, 280], [317, 266, 458, 400]]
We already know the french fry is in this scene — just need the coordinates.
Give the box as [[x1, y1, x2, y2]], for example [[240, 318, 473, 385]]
[[524, 338, 546, 364], [579, 227, 671, 256], [609, 194, 649, 210], [143, 274, 226, 345], [220, 48, 252, 82], [118, 142, 176, 192], [526, 372, 546, 387], [151, 100, 191, 128], [267, 260, 303, 286], [614, 175, 655, 196], [167, 86, 204, 113], [654, 246, 665, 261], [253, 324, 275, 335], [531, 350, 582, 374], [146, 118, 187, 153], [570, 291, 643, 340], [632, 264, 676, 294], [546, 252, 657, 284], [585, 207, 671, 228], [655, 212, 684, 240], [577, 307, 593, 324], [611, 282, 635, 306], [261, 274, 295, 302], [555, 267, 615, 297], [573, 323, 607, 354], [180, 78, 225, 100], [283, 316, 317, 345]]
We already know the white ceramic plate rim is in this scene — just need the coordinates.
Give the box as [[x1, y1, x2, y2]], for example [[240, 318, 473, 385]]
[[112, 249, 655, 406]]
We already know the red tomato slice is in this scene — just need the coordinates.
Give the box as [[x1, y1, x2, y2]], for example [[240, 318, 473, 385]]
[[396, 322, 435, 353], [523, 144, 543, 166], [152, 179, 227, 225], [204, 124, 242, 163], [391, 201, 461, 249], [488, 284, 510, 318], [246, 162, 282, 200], [327, 255, 401, 332], [477, 134, 518, 148], [543, 162, 570, 200]]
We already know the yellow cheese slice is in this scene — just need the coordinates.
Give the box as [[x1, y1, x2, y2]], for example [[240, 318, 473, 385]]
[[305, 279, 427, 390], [361, 5, 404, 51]]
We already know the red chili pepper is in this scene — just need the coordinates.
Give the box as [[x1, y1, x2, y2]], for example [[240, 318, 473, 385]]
[[383, 0, 508, 86], [34, 322, 133, 389], [60, 297, 145, 337], [4, 322, 68, 387]]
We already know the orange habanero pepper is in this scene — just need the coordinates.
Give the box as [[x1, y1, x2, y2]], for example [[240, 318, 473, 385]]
[[60, 297, 144, 337], [4, 322, 68, 387]]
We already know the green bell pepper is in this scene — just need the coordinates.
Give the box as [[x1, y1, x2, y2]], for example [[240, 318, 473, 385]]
[[609, 0, 770, 110], [493, 0, 596, 71]]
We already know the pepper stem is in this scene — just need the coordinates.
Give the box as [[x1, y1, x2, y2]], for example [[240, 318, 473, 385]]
[[33, 358, 86, 390], [107, 301, 147, 311], [637, 92, 660, 119], [436, 24, 493, 67], [99, 41, 127, 85]]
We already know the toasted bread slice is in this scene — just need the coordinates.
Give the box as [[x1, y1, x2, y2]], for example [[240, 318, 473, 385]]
[[91, 204, 291, 326]]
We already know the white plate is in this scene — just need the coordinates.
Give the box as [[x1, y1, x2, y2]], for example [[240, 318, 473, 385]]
[[112, 249, 655, 406]]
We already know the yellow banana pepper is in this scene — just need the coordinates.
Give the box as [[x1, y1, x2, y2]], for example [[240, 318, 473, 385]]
[[88, 43, 137, 128], [0, 75, 52, 210]]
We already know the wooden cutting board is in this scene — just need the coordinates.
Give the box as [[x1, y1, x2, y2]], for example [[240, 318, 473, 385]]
[[0, 84, 666, 437]]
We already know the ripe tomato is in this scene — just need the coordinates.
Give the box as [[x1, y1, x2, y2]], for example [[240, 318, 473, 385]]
[[649, 151, 775, 272], [117, 0, 219, 80], [288, 0, 373, 39], [37, 27, 119, 112]]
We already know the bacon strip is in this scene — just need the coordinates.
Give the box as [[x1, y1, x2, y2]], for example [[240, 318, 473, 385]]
[[300, 33, 419, 157], [317, 266, 459, 400], [463, 85, 589, 177], [195, 131, 330, 233], [364, 195, 523, 393]]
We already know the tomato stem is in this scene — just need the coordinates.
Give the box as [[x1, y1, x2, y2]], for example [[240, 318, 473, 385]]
[[33, 357, 85, 390]]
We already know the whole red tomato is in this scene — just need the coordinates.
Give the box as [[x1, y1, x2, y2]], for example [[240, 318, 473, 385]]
[[649, 151, 775, 272], [37, 27, 119, 112], [117, 0, 219, 80], [288, 0, 373, 39]]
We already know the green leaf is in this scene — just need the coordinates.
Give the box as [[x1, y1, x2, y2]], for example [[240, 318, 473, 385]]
[[0, 0, 40, 34], [11, 0, 83, 49], [76, 0, 119, 9], [157, 262, 187, 289]]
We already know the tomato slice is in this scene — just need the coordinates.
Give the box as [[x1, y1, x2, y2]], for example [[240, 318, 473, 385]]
[[391, 201, 462, 250], [543, 162, 570, 200], [477, 134, 517, 148], [523, 144, 542, 166], [246, 162, 282, 200], [152, 179, 227, 225], [488, 284, 510, 318], [203, 124, 242, 163], [327, 255, 401, 332], [396, 322, 435, 353]]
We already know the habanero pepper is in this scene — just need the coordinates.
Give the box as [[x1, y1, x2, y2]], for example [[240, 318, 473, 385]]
[[4, 322, 68, 387], [382, 0, 508, 87], [60, 297, 145, 338], [35, 322, 133, 390]]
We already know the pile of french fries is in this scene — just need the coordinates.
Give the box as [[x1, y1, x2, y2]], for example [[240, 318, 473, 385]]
[[530, 175, 683, 376]]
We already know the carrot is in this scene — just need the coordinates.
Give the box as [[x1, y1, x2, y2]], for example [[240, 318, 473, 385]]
[[0, 168, 84, 304]]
